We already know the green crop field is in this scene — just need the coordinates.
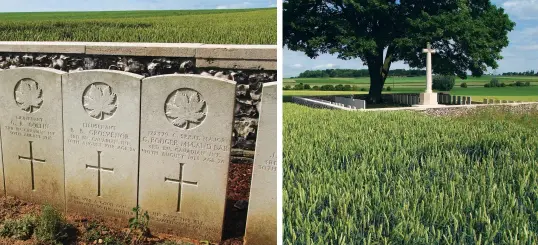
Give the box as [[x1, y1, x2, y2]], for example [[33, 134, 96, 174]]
[[284, 103, 538, 244], [0, 8, 276, 44]]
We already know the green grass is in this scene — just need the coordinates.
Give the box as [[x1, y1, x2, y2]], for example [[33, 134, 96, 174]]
[[0, 8, 276, 44], [284, 103, 538, 244]]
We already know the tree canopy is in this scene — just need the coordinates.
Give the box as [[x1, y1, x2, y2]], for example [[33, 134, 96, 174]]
[[284, 0, 515, 102]]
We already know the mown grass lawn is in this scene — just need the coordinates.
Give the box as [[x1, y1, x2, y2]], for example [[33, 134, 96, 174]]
[[284, 103, 538, 244]]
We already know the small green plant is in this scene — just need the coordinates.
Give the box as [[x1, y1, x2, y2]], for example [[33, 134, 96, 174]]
[[0, 215, 37, 240], [460, 82, 467, 88], [35, 205, 73, 244], [386, 86, 392, 91], [128, 206, 150, 238], [303, 84, 311, 90]]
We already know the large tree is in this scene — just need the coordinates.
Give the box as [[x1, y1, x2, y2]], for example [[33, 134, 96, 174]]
[[284, 0, 515, 102]]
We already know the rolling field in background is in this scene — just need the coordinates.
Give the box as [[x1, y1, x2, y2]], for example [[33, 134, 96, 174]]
[[284, 103, 538, 244], [0, 8, 277, 44], [284, 76, 538, 102]]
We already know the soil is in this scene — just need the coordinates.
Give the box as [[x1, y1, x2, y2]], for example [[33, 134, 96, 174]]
[[0, 162, 253, 245]]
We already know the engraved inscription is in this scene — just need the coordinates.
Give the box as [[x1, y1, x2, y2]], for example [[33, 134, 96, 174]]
[[4, 116, 56, 141], [165, 89, 207, 130], [14, 78, 43, 113], [83, 83, 118, 120], [141, 131, 229, 165], [66, 123, 136, 152], [70, 195, 130, 216], [147, 211, 219, 233], [259, 152, 277, 172], [18, 141, 47, 190]]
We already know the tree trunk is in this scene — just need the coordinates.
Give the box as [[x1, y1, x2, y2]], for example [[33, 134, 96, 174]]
[[367, 46, 394, 104], [366, 56, 385, 103]]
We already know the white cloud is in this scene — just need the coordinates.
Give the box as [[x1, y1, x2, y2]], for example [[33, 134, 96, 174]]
[[216, 1, 252, 10], [268, 3, 276, 7], [314, 63, 339, 69], [291, 63, 303, 68], [503, 0, 538, 19]]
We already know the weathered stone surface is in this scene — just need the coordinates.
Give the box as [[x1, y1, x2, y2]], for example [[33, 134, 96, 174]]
[[0, 41, 86, 54], [196, 44, 277, 60], [245, 82, 277, 245], [0, 132, 4, 197], [63, 70, 142, 220], [138, 75, 236, 242], [86, 42, 202, 57], [0, 67, 66, 209], [196, 58, 276, 70]]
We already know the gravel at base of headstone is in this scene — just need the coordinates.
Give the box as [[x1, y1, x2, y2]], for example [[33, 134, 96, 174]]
[[63, 70, 142, 220], [0, 67, 66, 209]]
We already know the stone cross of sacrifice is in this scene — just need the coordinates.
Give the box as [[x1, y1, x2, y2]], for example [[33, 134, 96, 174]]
[[423, 42, 436, 93]]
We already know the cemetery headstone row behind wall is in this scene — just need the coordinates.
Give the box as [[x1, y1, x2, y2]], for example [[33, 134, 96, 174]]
[[0, 67, 277, 244]]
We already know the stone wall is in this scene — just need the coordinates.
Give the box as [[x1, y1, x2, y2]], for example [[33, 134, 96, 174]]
[[0, 41, 277, 163]]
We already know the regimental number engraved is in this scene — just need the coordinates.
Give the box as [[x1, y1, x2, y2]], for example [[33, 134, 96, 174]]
[[86, 151, 114, 197], [165, 163, 198, 213], [18, 141, 47, 190], [83, 83, 118, 120], [165, 89, 207, 130], [14, 78, 43, 113]]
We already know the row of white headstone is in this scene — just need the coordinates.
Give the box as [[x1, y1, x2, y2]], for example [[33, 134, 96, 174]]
[[438, 94, 472, 105], [483, 99, 523, 104], [0, 67, 276, 244], [392, 94, 420, 106]]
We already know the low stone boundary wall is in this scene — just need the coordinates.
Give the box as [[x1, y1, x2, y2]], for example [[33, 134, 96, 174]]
[[0, 41, 277, 161], [291, 96, 356, 110], [334, 96, 367, 109]]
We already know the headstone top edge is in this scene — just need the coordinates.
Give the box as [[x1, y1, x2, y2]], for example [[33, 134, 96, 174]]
[[263, 82, 277, 88], [142, 74, 237, 86], [1, 67, 67, 75], [67, 69, 144, 79]]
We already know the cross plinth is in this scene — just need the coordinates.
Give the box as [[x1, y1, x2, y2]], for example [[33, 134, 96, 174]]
[[18, 141, 46, 190], [165, 163, 198, 213], [417, 42, 439, 106], [86, 151, 114, 197]]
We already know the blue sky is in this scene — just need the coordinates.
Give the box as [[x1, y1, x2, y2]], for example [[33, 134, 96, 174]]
[[284, 0, 538, 77], [0, 0, 276, 12]]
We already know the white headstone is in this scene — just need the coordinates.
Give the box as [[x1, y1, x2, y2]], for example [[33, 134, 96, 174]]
[[138, 75, 236, 242], [0, 131, 4, 197], [63, 70, 142, 220], [0, 68, 66, 209], [245, 82, 277, 245]]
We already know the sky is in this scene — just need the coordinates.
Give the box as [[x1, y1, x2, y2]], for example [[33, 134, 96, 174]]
[[284, 0, 538, 77], [0, 0, 276, 12]]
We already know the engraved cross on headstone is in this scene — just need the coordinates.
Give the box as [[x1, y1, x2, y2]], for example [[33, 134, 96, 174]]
[[422, 42, 437, 93], [165, 163, 198, 213], [86, 151, 114, 197], [18, 141, 46, 190]]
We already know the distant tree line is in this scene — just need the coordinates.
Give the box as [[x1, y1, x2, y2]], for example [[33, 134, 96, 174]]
[[501, 70, 538, 76], [296, 69, 427, 78]]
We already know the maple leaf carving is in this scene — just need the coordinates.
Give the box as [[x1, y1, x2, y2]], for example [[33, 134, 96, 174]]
[[15, 79, 43, 113], [165, 91, 206, 129], [83, 84, 117, 120]]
